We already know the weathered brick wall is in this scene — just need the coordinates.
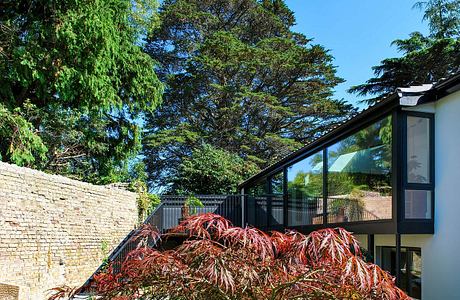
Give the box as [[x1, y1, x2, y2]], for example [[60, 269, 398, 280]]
[[0, 162, 138, 299]]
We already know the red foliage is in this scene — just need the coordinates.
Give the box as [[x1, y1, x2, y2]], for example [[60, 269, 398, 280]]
[[51, 213, 410, 300], [172, 212, 232, 239]]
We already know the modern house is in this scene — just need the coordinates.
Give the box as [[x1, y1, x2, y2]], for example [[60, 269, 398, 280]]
[[238, 73, 460, 299], [80, 74, 460, 299]]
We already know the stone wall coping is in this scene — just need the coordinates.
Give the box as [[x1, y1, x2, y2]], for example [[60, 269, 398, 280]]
[[0, 161, 137, 197]]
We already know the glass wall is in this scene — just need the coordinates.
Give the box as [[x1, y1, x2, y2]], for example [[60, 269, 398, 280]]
[[405, 115, 432, 219], [243, 111, 437, 229], [246, 181, 266, 197], [287, 151, 323, 226], [327, 116, 392, 223], [270, 172, 284, 225], [407, 116, 430, 184]]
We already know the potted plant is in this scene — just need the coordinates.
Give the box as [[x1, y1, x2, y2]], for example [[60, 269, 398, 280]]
[[179, 195, 204, 222]]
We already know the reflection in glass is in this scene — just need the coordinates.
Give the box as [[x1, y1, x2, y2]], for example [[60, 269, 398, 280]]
[[407, 117, 430, 184], [270, 172, 284, 225], [327, 116, 392, 223], [405, 190, 431, 219], [287, 151, 323, 226]]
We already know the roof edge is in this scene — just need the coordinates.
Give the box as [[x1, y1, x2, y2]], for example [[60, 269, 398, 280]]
[[238, 72, 460, 190], [238, 93, 399, 189]]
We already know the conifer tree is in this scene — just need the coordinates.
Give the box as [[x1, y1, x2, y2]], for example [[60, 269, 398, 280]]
[[0, 0, 163, 183], [350, 0, 460, 104], [143, 0, 354, 189]]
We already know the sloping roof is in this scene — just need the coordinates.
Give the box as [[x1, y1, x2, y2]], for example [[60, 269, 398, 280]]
[[239, 72, 460, 188]]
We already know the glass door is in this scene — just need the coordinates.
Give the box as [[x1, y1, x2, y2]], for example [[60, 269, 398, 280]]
[[379, 246, 422, 299]]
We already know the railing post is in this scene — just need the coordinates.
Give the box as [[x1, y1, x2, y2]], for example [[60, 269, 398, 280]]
[[241, 189, 245, 226], [267, 177, 272, 230], [396, 233, 402, 287], [323, 148, 328, 225], [367, 234, 374, 262], [160, 203, 164, 233], [283, 167, 288, 228]]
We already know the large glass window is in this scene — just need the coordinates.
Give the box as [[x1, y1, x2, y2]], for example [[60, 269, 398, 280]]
[[405, 115, 433, 220], [287, 151, 323, 226], [247, 181, 266, 197], [407, 117, 430, 184], [270, 172, 284, 226], [327, 116, 392, 223]]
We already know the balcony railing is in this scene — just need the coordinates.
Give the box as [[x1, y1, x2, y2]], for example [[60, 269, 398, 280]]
[[245, 194, 386, 231], [82, 195, 243, 290], [112, 194, 242, 267], [245, 194, 284, 229]]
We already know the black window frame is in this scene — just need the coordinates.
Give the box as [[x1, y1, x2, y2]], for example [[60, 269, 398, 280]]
[[241, 106, 435, 235], [400, 111, 435, 225]]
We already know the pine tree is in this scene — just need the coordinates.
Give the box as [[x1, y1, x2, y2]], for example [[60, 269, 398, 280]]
[[349, 0, 460, 104], [143, 0, 354, 189]]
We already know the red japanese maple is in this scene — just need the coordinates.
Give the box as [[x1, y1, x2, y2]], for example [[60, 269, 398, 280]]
[[51, 213, 409, 299]]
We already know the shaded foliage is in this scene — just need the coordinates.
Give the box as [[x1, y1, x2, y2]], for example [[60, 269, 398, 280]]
[[143, 0, 355, 189], [0, 0, 163, 183], [170, 144, 260, 194], [52, 213, 410, 299]]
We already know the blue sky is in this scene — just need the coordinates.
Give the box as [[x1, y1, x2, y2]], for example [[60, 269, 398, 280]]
[[285, 0, 429, 108]]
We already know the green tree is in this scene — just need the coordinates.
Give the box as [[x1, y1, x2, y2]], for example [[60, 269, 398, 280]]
[[414, 0, 460, 38], [0, 0, 163, 183], [143, 0, 355, 189], [171, 144, 259, 195], [350, 0, 460, 104]]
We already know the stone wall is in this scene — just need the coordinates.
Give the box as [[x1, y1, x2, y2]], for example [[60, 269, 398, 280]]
[[0, 162, 138, 299]]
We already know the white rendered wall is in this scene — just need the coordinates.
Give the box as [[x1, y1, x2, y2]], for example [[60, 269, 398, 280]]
[[423, 90, 460, 299], [377, 90, 460, 299]]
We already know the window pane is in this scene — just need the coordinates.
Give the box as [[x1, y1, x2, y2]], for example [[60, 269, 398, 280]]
[[327, 116, 392, 223], [287, 151, 323, 226], [405, 190, 432, 219], [270, 172, 284, 226], [247, 181, 266, 197], [407, 116, 430, 184]]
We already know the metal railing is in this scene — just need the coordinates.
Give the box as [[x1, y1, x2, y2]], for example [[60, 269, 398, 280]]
[[83, 194, 244, 290], [158, 195, 243, 229], [109, 203, 165, 273], [246, 195, 383, 229], [110, 195, 242, 270], [82, 193, 384, 292]]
